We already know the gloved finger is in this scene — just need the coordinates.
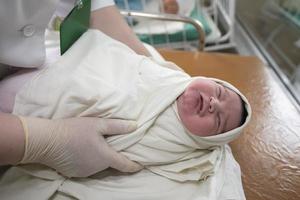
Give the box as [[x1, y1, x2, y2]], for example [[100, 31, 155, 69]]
[[95, 118, 137, 136], [107, 146, 143, 173]]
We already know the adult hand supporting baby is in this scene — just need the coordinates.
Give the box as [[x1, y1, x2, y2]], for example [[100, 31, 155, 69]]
[[18, 116, 142, 177]]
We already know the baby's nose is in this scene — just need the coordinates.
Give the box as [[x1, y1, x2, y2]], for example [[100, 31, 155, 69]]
[[208, 97, 219, 113]]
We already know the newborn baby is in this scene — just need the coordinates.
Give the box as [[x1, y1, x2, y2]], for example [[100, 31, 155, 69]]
[[1, 29, 251, 183], [177, 78, 245, 137], [0, 29, 251, 200]]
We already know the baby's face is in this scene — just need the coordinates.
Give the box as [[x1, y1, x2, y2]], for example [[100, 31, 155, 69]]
[[176, 78, 243, 137]]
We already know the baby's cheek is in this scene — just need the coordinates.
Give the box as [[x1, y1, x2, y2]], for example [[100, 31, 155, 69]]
[[183, 116, 216, 137]]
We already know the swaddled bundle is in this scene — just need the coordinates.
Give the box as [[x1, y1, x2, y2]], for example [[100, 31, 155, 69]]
[[5, 29, 251, 199]]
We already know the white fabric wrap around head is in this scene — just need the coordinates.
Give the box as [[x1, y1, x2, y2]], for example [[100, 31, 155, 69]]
[[182, 77, 252, 147], [13, 30, 251, 183]]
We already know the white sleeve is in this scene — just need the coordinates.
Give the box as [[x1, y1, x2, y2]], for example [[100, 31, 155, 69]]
[[91, 0, 115, 11]]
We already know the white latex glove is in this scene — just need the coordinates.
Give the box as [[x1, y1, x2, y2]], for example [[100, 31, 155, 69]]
[[18, 116, 143, 177]]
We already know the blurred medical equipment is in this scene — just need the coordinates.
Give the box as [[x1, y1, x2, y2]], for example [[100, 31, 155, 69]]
[[118, 0, 236, 51]]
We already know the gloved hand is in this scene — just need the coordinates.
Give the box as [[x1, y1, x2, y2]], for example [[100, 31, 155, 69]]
[[18, 116, 142, 177]]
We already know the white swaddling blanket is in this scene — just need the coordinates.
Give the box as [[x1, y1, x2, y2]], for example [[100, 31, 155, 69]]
[[0, 30, 251, 200]]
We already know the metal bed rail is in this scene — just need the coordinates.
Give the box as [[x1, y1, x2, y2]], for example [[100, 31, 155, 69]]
[[121, 10, 206, 51]]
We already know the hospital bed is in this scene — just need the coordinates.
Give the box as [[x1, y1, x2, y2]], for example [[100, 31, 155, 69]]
[[157, 49, 300, 200], [120, 0, 236, 51]]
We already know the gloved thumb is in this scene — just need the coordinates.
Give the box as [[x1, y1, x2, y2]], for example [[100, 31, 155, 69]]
[[94, 118, 137, 136]]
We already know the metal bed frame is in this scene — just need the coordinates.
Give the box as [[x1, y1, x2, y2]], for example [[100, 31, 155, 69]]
[[119, 0, 236, 51]]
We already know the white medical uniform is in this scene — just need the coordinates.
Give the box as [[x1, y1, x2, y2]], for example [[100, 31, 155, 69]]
[[0, 0, 114, 69]]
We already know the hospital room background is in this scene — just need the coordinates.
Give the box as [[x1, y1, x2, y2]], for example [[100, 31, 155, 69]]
[[0, 0, 299, 200]]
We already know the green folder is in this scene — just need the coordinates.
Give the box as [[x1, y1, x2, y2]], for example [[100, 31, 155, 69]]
[[60, 0, 91, 55]]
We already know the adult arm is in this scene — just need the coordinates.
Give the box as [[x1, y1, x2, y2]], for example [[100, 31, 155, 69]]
[[90, 4, 182, 71], [0, 113, 142, 177], [90, 5, 151, 56]]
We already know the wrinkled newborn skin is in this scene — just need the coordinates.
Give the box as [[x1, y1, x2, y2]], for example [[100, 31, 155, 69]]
[[176, 78, 243, 137]]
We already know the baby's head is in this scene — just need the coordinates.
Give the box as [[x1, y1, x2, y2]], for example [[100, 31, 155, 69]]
[[176, 77, 248, 137]]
